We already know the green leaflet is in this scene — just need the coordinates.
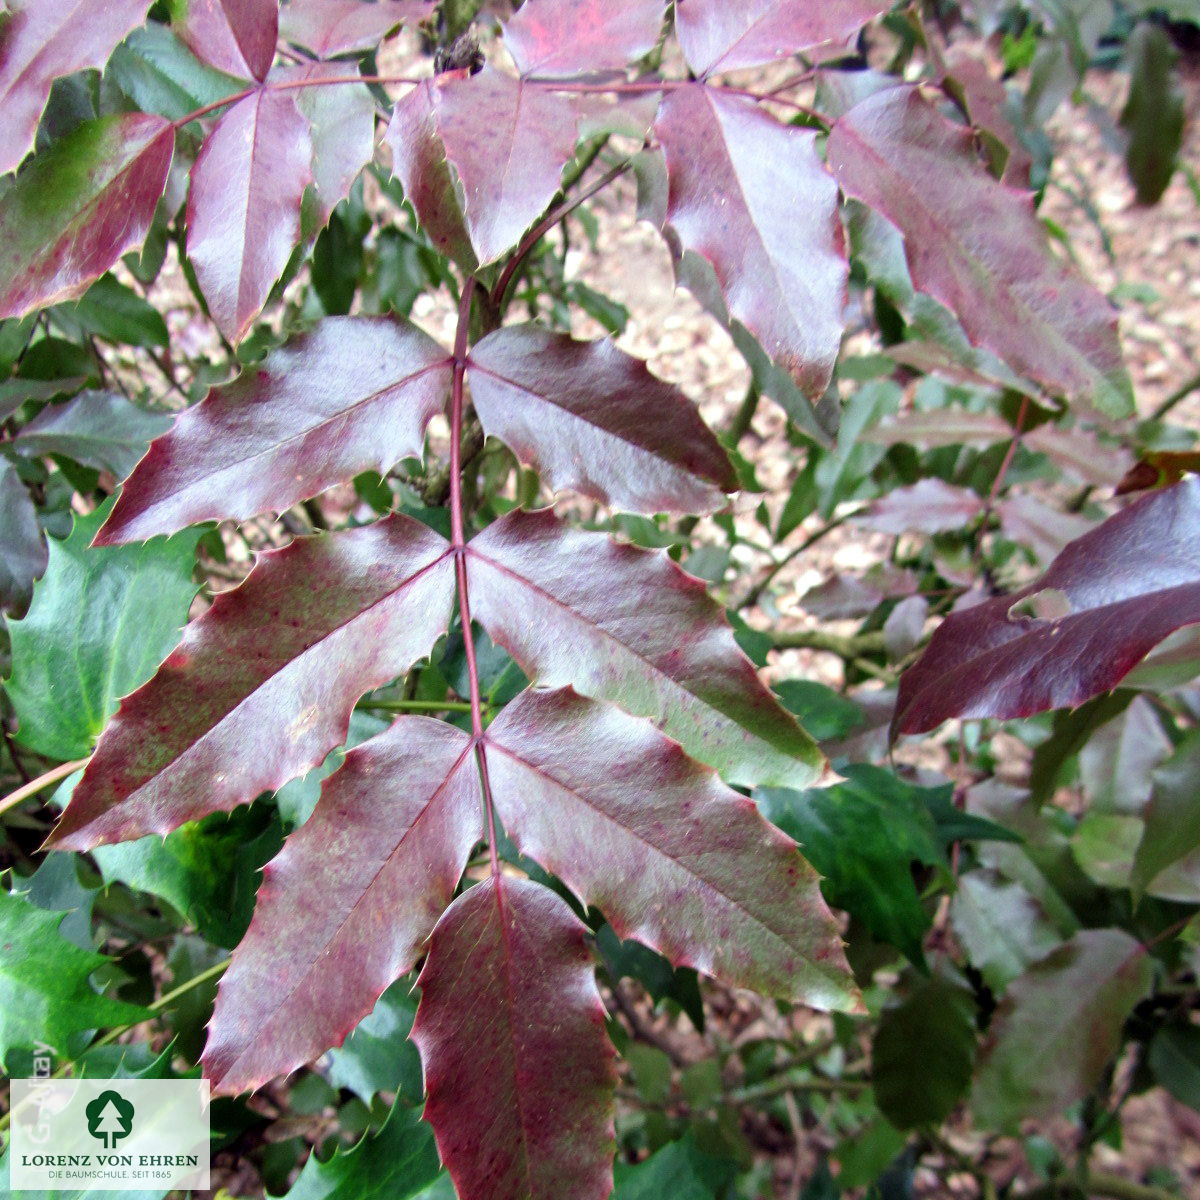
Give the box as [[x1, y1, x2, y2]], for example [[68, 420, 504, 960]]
[[327, 977, 424, 1104], [0, 889, 150, 1064], [612, 1131, 738, 1200], [5, 501, 202, 760]]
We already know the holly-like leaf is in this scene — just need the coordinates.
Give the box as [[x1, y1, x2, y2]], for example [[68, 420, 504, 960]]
[[611, 1132, 737, 1200], [388, 68, 578, 266], [654, 84, 846, 396], [0, 457, 46, 611], [466, 508, 826, 789], [503, 0, 665, 78], [326, 978, 424, 1104], [0, 113, 173, 319], [0, 0, 152, 176], [283, 1098, 443, 1200], [674, 0, 885, 77], [5, 504, 201, 761], [205, 717, 480, 1094], [895, 477, 1200, 733], [757, 764, 946, 967], [0, 888, 150, 1062], [13, 391, 172, 479], [972, 929, 1151, 1129], [47, 515, 455, 850], [485, 688, 857, 1007], [854, 478, 985, 535], [186, 87, 312, 343], [171, 0, 279, 81], [97, 317, 451, 544], [468, 326, 735, 515], [1121, 23, 1184, 206], [280, 0, 422, 58], [412, 875, 617, 1200], [828, 86, 1132, 417], [872, 969, 977, 1130]]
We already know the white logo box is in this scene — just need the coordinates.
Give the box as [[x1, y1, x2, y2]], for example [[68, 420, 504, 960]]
[[9, 1079, 210, 1192]]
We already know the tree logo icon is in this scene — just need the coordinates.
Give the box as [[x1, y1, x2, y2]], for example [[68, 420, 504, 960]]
[[85, 1090, 135, 1149]]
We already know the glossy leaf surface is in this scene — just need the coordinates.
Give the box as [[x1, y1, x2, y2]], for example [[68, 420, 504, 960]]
[[674, 0, 885, 76], [13, 391, 172, 479], [972, 929, 1151, 1129], [205, 718, 481, 1093], [468, 326, 735, 515], [99, 317, 451, 543], [467, 508, 826, 789], [503, 0, 665, 77], [172, 0, 279, 81], [413, 876, 616, 1200], [828, 86, 1132, 416], [896, 477, 1200, 732], [486, 688, 856, 1007], [6, 505, 201, 761], [279, 0, 421, 58], [0, 457, 46, 611], [0, 889, 150, 1061], [48, 515, 454, 849], [655, 85, 846, 396], [0, 0, 152, 176], [0, 114, 173, 319], [186, 88, 312, 343], [390, 68, 578, 265]]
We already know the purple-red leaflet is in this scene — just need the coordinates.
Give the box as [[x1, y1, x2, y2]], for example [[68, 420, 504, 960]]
[[674, 0, 886, 77], [467, 326, 735, 515], [97, 317, 451, 544], [174, 0, 279, 81], [186, 86, 312, 343], [895, 477, 1200, 733], [389, 68, 579, 266], [412, 875, 617, 1200], [486, 688, 857, 1007], [827, 85, 1132, 418], [854, 478, 985, 535], [655, 84, 846, 397], [0, 114, 173, 320], [0, 0, 152, 176], [466, 508, 826, 789], [942, 50, 1033, 187], [278, 0, 424, 58], [204, 717, 481, 1095], [502, 0, 665, 78], [47, 515, 455, 850]]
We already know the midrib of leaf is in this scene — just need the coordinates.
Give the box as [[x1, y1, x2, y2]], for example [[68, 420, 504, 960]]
[[237, 89, 274, 313], [834, 115, 1111, 399], [106, 545, 453, 808], [218, 738, 475, 1077], [486, 739, 812, 970]]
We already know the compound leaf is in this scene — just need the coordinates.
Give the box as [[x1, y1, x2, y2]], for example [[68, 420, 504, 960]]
[[466, 508, 826, 789], [279, 0, 422, 58], [655, 84, 846, 396], [0, 113, 173, 319], [47, 514, 455, 849], [0, 0, 152, 176], [895, 477, 1200, 733], [485, 688, 857, 1007], [205, 718, 481, 1094], [388, 68, 578, 266], [6, 503, 201, 762], [674, 0, 885, 76], [98, 317, 451, 543], [828, 85, 1132, 416], [171, 0, 279, 81], [13, 390, 172, 479], [186, 87, 312, 343], [503, 0, 665, 78], [972, 929, 1151, 1129], [0, 457, 46, 611], [468, 326, 734, 515], [412, 875, 616, 1200], [0, 888, 150, 1063]]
